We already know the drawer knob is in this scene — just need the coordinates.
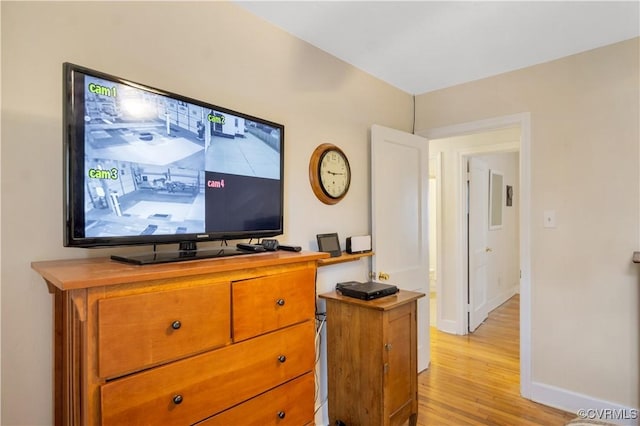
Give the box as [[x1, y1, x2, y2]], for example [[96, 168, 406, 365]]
[[171, 320, 182, 330], [278, 355, 287, 363], [277, 411, 286, 419], [172, 394, 183, 405], [276, 298, 285, 306]]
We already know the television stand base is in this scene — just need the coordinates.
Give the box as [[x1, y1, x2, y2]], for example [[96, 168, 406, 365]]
[[111, 247, 249, 265]]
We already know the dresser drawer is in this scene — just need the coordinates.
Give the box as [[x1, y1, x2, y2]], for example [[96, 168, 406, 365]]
[[197, 373, 314, 426], [98, 281, 231, 378], [100, 320, 315, 426], [233, 268, 315, 341]]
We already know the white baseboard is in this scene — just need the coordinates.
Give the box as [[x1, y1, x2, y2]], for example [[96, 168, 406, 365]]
[[487, 287, 518, 314], [530, 381, 639, 425], [435, 287, 518, 336], [436, 318, 460, 335]]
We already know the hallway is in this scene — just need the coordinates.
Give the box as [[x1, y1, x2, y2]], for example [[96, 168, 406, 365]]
[[416, 295, 575, 425]]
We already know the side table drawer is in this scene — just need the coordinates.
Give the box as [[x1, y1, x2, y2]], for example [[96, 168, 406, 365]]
[[197, 373, 315, 426], [233, 268, 315, 341], [100, 321, 315, 426], [98, 281, 231, 378]]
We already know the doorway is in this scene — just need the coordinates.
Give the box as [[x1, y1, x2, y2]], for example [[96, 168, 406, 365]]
[[427, 128, 520, 334], [466, 152, 520, 333], [419, 113, 532, 398]]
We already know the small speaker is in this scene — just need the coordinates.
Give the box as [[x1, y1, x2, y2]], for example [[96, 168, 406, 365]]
[[346, 235, 371, 254]]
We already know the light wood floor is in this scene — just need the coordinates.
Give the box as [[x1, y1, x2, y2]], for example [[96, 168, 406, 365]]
[[415, 295, 575, 425]]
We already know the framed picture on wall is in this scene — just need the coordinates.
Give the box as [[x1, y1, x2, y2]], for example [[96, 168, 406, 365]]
[[506, 185, 513, 206]]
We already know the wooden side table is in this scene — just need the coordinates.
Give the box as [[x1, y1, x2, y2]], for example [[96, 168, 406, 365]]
[[319, 290, 425, 426]]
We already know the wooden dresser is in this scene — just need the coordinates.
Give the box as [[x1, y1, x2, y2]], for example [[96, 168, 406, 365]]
[[32, 251, 328, 426], [319, 290, 425, 426]]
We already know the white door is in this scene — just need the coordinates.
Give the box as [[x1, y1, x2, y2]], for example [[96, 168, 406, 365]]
[[371, 124, 430, 372], [468, 157, 489, 332]]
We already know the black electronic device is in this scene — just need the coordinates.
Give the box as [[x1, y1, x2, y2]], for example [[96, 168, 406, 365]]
[[261, 239, 279, 251], [236, 243, 266, 252], [336, 281, 399, 301], [335, 281, 361, 290], [62, 63, 285, 264], [316, 233, 341, 257], [279, 244, 301, 252]]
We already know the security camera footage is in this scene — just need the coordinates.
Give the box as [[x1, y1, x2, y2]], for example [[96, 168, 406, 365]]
[[75, 73, 282, 241]]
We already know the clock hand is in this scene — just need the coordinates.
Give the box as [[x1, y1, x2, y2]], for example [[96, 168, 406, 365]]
[[327, 171, 345, 175]]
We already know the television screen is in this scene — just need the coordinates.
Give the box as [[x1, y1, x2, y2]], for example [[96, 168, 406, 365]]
[[63, 63, 284, 259]]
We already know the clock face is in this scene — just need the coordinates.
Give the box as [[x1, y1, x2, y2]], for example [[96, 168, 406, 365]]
[[309, 143, 351, 204], [319, 149, 351, 198]]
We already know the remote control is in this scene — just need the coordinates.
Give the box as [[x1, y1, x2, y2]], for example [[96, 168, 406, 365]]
[[237, 243, 266, 252], [279, 244, 302, 252]]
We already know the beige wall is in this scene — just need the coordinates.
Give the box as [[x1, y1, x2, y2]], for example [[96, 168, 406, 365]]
[[417, 38, 639, 410], [0, 2, 412, 424], [3, 1, 638, 423]]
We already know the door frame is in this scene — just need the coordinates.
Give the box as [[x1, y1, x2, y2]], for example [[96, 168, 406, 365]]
[[429, 152, 443, 329], [417, 112, 532, 399]]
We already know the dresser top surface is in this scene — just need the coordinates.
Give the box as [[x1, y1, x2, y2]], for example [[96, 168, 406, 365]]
[[32, 251, 328, 291]]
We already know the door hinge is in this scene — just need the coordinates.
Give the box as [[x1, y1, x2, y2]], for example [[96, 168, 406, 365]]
[[466, 172, 471, 182]]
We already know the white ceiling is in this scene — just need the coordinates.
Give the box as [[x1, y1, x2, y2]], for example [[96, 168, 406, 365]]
[[236, 1, 640, 94]]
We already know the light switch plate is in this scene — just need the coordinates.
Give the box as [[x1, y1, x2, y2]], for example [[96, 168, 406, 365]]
[[543, 210, 556, 228]]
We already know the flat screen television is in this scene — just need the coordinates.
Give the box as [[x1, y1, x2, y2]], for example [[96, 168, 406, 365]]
[[63, 63, 284, 264]]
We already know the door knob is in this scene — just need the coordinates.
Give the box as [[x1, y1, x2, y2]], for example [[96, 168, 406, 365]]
[[378, 272, 390, 281]]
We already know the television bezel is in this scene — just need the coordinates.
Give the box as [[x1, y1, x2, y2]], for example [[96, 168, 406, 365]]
[[63, 62, 285, 248]]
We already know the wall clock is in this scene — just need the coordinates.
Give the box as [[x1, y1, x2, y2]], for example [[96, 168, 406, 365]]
[[309, 143, 351, 205]]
